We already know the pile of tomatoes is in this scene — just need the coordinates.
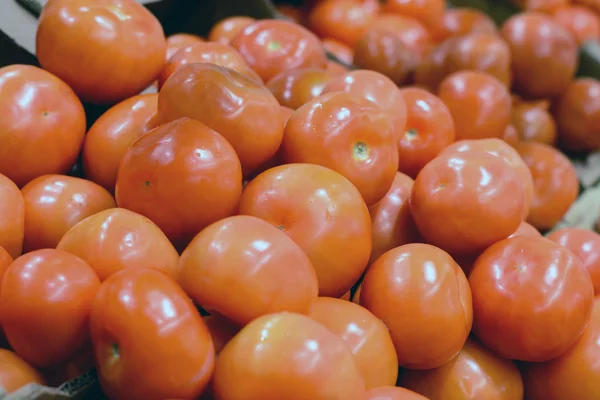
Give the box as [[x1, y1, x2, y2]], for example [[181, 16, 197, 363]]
[[0, 0, 600, 399]]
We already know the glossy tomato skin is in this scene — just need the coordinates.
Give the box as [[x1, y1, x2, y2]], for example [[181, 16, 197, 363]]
[[0, 349, 45, 393], [0, 65, 85, 188], [239, 164, 371, 298], [374, 14, 433, 60], [266, 68, 332, 109], [308, 297, 398, 389], [323, 38, 354, 65], [21, 175, 116, 252], [83, 94, 158, 192], [436, 7, 497, 41], [156, 63, 283, 176], [115, 117, 242, 250], [231, 19, 327, 82], [57, 208, 179, 281], [510, 221, 542, 238], [511, 100, 557, 145], [515, 0, 568, 13], [383, 0, 445, 30], [36, 0, 166, 104], [0, 246, 13, 281], [0, 174, 24, 259], [553, 5, 600, 44], [0, 249, 101, 367], [90, 268, 215, 400], [282, 91, 399, 206], [164, 33, 203, 62], [213, 312, 367, 400], [469, 236, 594, 361], [367, 386, 429, 400], [178, 215, 318, 325], [208, 16, 256, 44]]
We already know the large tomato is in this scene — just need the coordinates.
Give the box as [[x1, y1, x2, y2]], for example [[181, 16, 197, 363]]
[[36, 0, 166, 104], [0, 349, 45, 393], [90, 268, 214, 400], [435, 7, 497, 41], [213, 312, 367, 400], [239, 164, 371, 298], [511, 100, 557, 145], [266, 68, 333, 109], [115, 117, 242, 250], [0, 174, 24, 259], [208, 16, 256, 45], [469, 236, 594, 361], [360, 243, 472, 369], [0, 65, 85, 188], [0, 249, 100, 367]]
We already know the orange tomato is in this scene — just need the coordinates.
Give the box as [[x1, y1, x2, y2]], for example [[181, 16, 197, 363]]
[[511, 100, 557, 145], [0, 349, 45, 393], [266, 68, 333, 109], [515, 0, 571, 13], [208, 16, 256, 45], [553, 5, 600, 44], [366, 386, 429, 400], [383, 0, 445, 30], [327, 60, 351, 75], [373, 14, 433, 60], [164, 33, 203, 62], [0, 174, 24, 259], [510, 221, 542, 238], [322, 38, 354, 65], [202, 314, 240, 355], [435, 7, 497, 41], [502, 124, 520, 147]]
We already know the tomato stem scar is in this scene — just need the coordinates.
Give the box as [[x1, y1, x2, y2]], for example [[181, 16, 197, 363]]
[[405, 128, 418, 140], [267, 41, 281, 52], [353, 142, 369, 161], [145, 180, 150, 187]]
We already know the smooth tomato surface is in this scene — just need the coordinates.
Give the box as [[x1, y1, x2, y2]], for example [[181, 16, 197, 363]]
[[0, 349, 45, 393], [511, 100, 557, 146], [373, 14, 433, 60], [366, 386, 429, 400], [322, 38, 354, 65], [266, 68, 332, 109], [164, 33, 203, 62], [383, 0, 445, 30], [436, 7, 497, 41], [0, 174, 24, 259], [208, 16, 256, 44], [553, 5, 600, 44]]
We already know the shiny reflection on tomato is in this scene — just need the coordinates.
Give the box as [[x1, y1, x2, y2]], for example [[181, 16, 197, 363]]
[[266, 68, 332, 109]]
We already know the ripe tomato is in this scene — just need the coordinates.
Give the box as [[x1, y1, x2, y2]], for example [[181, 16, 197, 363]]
[[83, 93, 158, 193], [231, 19, 327, 82], [411, 151, 527, 255], [179, 215, 318, 325], [438, 70, 512, 141], [208, 16, 256, 45], [511, 100, 557, 145], [327, 60, 350, 75], [435, 7, 497, 41], [366, 386, 429, 400], [213, 312, 367, 400], [510, 221, 542, 238], [0, 349, 45, 393], [155, 63, 284, 175], [501, 12, 577, 99], [282, 92, 398, 206], [266, 68, 333, 109], [322, 38, 354, 65], [360, 243, 472, 369], [396, 87, 455, 178], [0, 249, 100, 367], [0, 65, 85, 188], [469, 236, 594, 361], [116, 117, 242, 250], [164, 33, 203, 62], [239, 164, 371, 297], [36, 0, 166, 104], [21, 175, 116, 252], [308, 297, 398, 389], [383, 0, 445, 30], [0, 174, 24, 259], [553, 5, 600, 44], [0, 246, 13, 281], [202, 314, 240, 355], [514, 0, 569, 13], [514, 142, 579, 231], [90, 268, 214, 400], [280, 105, 295, 126], [502, 124, 520, 147], [399, 338, 524, 400], [373, 14, 433, 60]]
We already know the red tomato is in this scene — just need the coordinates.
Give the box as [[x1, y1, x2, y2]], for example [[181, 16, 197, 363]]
[[165, 33, 203, 62], [90, 268, 214, 400], [360, 243, 472, 369], [115, 117, 242, 250], [511, 99, 557, 146], [0, 349, 45, 393], [553, 5, 600, 44], [213, 312, 367, 400], [383, 0, 445, 30], [202, 314, 240, 355], [208, 16, 256, 45], [435, 7, 497, 41], [309, 297, 398, 389], [155, 63, 284, 175], [239, 164, 371, 297], [0, 249, 100, 367], [469, 236, 594, 361], [514, 0, 569, 13], [282, 91, 399, 206], [509, 221, 541, 238], [322, 38, 354, 65], [0, 65, 85, 188], [0, 174, 24, 259], [367, 386, 429, 400], [373, 14, 433, 60], [266, 68, 333, 109], [36, 0, 166, 104], [21, 175, 116, 252]]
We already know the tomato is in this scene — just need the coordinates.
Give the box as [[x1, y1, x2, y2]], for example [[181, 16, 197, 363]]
[[282, 92, 398, 206], [0, 349, 45, 393], [266, 68, 332, 109], [501, 12, 577, 99], [553, 5, 600, 44], [308, 297, 398, 389], [165, 33, 203, 62], [0, 246, 13, 282], [179, 215, 318, 325], [373, 14, 433, 60], [399, 338, 524, 400], [155, 63, 283, 176], [0, 65, 85, 188], [515, 0, 571, 13], [208, 16, 256, 45], [0, 249, 100, 367], [322, 38, 354, 65], [411, 151, 527, 256], [514, 142, 579, 231], [327, 60, 351, 75], [340, 290, 352, 301], [510, 221, 541, 238], [239, 164, 371, 297], [396, 87, 455, 178], [202, 314, 240, 355], [231, 19, 328, 82], [435, 7, 497, 41], [21, 175, 116, 252], [554, 78, 600, 152], [366, 386, 429, 400], [522, 297, 600, 400], [36, 0, 166, 104], [470, 236, 594, 361], [360, 243, 472, 369], [369, 172, 421, 266], [83, 94, 158, 193], [502, 124, 520, 147], [278, 4, 306, 24], [116, 117, 242, 250], [213, 312, 367, 400], [0, 174, 24, 259], [90, 268, 214, 400], [383, 0, 445, 30], [511, 99, 557, 145]]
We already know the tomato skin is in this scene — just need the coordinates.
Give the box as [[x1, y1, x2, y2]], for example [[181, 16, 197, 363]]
[[436, 7, 497, 41], [366, 386, 429, 400], [0, 349, 45, 393], [209, 16, 256, 45], [0, 249, 100, 367], [511, 100, 557, 146], [469, 236, 594, 362], [36, 0, 166, 104], [308, 297, 398, 389], [509, 221, 541, 238], [266, 68, 332, 109], [322, 38, 354, 65], [164, 33, 203, 62], [514, 0, 569, 13], [327, 60, 350, 75], [374, 14, 433, 59], [383, 0, 445, 30], [239, 164, 371, 298], [0, 65, 85, 188], [213, 312, 367, 400], [116, 117, 242, 250], [178, 215, 318, 325], [156, 63, 284, 176], [0, 174, 24, 259], [21, 175, 116, 252], [90, 268, 214, 400], [553, 5, 600, 44]]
